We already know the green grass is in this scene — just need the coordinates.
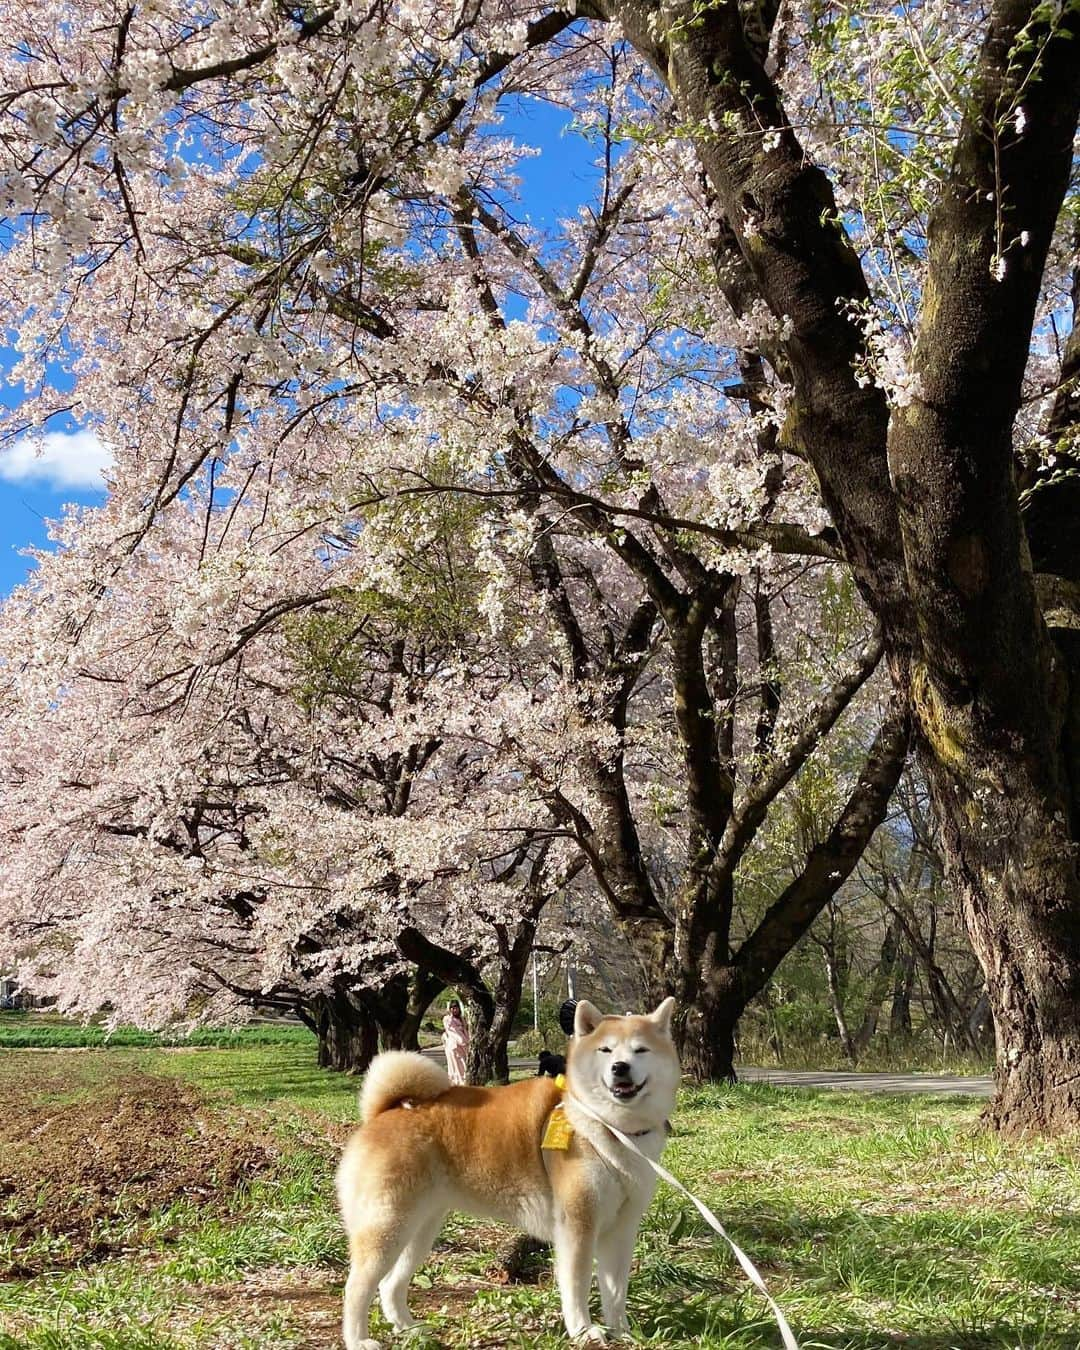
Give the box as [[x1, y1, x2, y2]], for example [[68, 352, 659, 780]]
[[0, 1012, 315, 1050], [1, 1047, 1077, 1349], [735, 1031, 994, 1077]]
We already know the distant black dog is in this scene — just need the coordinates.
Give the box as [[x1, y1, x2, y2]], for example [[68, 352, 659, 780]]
[[536, 1049, 566, 1078]]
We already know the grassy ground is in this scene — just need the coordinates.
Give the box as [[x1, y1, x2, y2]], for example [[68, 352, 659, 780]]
[[1, 1046, 1077, 1350], [0, 1011, 316, 1050], [735, 1037, 994, 1077]]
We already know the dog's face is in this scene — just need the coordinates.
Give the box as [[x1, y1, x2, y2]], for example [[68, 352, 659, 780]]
[[568, 997, 679, 1125]]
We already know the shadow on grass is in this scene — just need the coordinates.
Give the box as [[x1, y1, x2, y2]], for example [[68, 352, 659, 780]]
[[712, 1202, 1080, 1291], [632, 1199, 1080, 1349], [805, 1334, 1079, 1349], [163, 1051, 359, 1110], [630, 1289, 1079, 1350]]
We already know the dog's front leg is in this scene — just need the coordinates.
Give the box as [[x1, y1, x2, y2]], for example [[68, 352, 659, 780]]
[[596, 1201, 645, 1336], [554, 1216, 605, 1343]]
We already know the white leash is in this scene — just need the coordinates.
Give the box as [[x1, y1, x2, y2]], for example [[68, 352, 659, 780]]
[[568, 1093, 801, 1350]]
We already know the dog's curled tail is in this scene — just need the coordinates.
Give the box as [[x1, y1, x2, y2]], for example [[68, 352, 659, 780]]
[[359, 1051, 451, 1122]]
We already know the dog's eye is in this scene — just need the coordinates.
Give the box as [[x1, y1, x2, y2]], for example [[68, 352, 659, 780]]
[[633, 1047, 649, 1055], [597, 1046, 613, 1054]]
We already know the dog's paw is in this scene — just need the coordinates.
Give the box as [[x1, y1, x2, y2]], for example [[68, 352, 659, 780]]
[[351, 1341, 383, 1350], [576, 1326, 609, 1346]]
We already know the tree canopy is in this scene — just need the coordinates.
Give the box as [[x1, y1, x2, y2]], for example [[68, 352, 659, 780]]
[[0, 0, 1078, 1130]]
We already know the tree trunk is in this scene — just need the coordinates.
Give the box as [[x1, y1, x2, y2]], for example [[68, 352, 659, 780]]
[[676, 985, 738, 1082], [400, 968, 444, 1051], [395, 918, 538, 1086], [865, 3, 1080, 1132], [853, 918, 900, 1055], [931, 795, 1080, 1133], [464, 1006, 508, 1085], [466, 1014, 512, 1085], [898, 756, 1080, 1125], [820, 939, 856, 1063], [311, 991, 378, 1074], [627, 708, 907, 1082], [375, 968, 443, 1052], [464, 945, 533, 1085], [607, 0, 1080, 1135], [629, 920, 736, 1078], [890, 948, 915, 1037]]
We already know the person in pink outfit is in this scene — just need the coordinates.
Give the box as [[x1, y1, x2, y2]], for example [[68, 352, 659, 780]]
[[442, 1001, 469, 1084]]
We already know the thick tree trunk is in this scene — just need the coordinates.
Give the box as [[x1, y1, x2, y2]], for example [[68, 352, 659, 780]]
[[930, 785, 1080, 1133], [859, 3, 1080, 1133], [464, 943, 534, 1085], [311, 991, 378, 1074], [606, 0, 1080, 1134], [373, 968, 444, 1052], [630, 919, 734, 1076], [676, 982, 739, 1082], [466, 1010, 513, 1085], [395, 918, 539, 1086], [400, 968, 444, 1051]]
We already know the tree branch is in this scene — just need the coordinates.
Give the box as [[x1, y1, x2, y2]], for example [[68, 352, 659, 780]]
[[733, 698, 911, 1000]]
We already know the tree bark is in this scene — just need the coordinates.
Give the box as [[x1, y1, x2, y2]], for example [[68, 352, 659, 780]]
[[465, 1005, 514, 1085], [311, 990, 378, 1074], [369, 968, 444, 1052], [602, 0, 1080, 1133], [853, 917, 900, 1056], [677, 972, 740, 1081], [883, 2, 1080, 1129], [890, 948, 915, 1038], [395, 919, 538, 1086]]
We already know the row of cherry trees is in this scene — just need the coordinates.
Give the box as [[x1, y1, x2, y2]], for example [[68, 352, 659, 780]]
[[0, 376, 891, 1080], [0, 1, 1077, 1126]]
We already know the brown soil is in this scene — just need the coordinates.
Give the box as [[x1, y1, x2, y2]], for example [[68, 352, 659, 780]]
[[0, 1070, 274, 1277]]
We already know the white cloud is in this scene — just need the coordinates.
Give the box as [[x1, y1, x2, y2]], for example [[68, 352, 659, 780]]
[[0, 430, 112, 491]]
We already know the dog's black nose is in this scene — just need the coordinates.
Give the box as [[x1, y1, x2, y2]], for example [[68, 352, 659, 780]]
[[611, 1060, 631, 1078]]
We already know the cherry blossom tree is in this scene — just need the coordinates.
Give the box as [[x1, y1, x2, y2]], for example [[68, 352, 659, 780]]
[[1, 0, 1076, 1126], [0, 0, 900, 1077], [0, 490, 586, 1077]]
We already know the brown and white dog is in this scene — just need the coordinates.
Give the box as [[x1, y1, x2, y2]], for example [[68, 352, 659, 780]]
[[336, 997, 679, 1347]]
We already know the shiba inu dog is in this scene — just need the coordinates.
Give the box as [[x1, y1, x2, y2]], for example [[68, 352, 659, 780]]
[[336, 997, 679, 1347]]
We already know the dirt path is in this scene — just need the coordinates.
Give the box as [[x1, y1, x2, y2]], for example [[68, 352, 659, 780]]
[[0, 1068, 276, 1276]]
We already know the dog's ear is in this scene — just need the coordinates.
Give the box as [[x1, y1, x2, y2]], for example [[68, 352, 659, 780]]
[[574, 1000, 604, 1037], [648, 996, 676, 1035]]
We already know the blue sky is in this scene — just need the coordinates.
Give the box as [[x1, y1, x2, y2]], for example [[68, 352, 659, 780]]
[[0, 430, 110, 594], [0, 96, 595, 596]]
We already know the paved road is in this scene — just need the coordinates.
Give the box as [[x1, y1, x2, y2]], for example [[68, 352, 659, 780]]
[[733, 1066, 993, 1096], [434, 1051, 994, 1097]]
